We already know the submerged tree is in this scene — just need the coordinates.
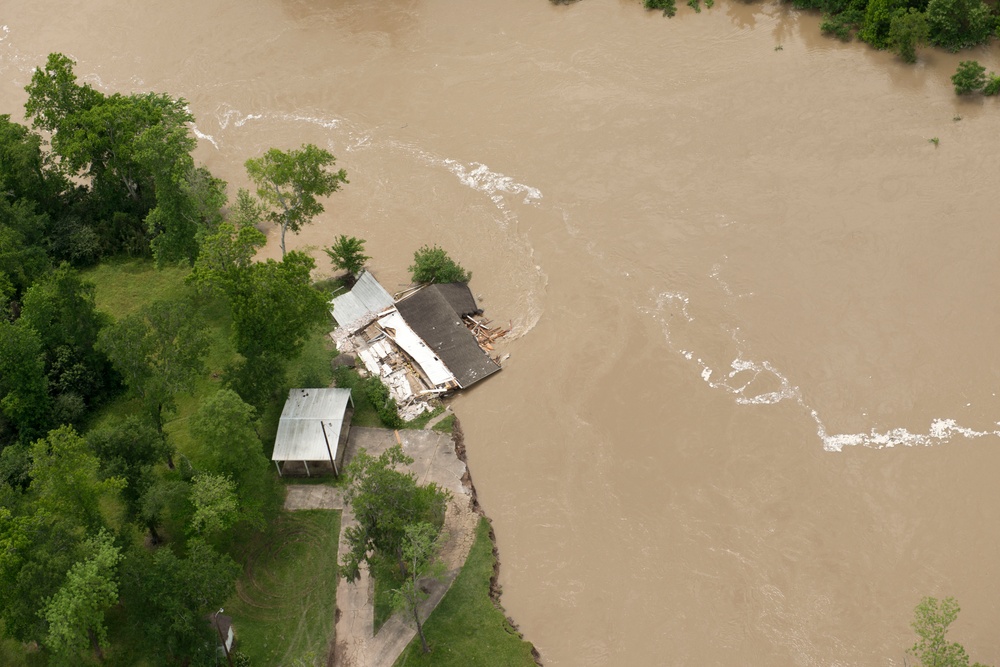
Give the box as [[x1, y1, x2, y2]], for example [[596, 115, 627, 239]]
[[244, 144, 348, 258], [909, 596, 989, 667], [408, 245, 471, 285]]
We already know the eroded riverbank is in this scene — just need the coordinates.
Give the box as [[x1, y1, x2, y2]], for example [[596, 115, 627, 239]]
[[3, 1, 1000, 663]]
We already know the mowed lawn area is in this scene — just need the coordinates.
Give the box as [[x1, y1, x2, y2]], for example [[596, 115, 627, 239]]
[[394, 518, 538, 667], [225, 509, 342, 667]]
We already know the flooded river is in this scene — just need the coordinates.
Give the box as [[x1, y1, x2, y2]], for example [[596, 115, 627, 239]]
[[4, 0, 1000, 663]]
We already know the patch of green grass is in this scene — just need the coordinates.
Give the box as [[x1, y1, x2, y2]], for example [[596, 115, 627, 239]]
[[393, 518, 537, 667], [83, 258, 194, 317], [431, 414, 456, 434], [331, 367, 381, 427], [226, 510, 342, 667]]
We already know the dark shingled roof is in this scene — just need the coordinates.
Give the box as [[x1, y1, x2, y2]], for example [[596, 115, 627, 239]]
[[396, 285, 500, 389]]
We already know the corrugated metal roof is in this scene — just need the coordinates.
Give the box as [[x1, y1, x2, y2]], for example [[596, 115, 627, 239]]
[[272, 388, 353, 462], [330, 271, 395, 332]]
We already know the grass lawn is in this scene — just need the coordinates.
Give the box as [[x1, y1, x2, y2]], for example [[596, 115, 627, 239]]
[[393, 518, 537, 667], [225, 510, 342, 667]]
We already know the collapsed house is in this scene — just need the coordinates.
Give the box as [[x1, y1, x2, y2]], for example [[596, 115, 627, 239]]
[[330, 272, 506, 418]]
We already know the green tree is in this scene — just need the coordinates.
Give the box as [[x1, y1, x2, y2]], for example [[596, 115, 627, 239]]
[[19, 264, 112, 414], [30, 425, 125, 532], [0, 197, 51, 299], [859, 0, 900, 48], [324, 235, 370, 280], [0, 321, 50, 442], [244, 144, 348, 258], [41, 529, 122, 664], [189, 389, 270, 527], [24, 53, 219, 262], [119, 539, 239, 665], [86, 416, 171, 526], [926, 0, 993, 51], [189, 473, 239, 537], [97, 299, 210, 442], [909, 596, 989, 667], [409, 245, 472, 285], [389, 522, 446, 654], [341, 446, 448, 582], [888, 8, 929, 61], [983, 73, 1000, 95], [952, 60, 987, 94]]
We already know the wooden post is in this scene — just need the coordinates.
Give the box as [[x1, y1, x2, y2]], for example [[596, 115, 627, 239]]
[[320, 420, 336, 477], [304, 460, 310, 477], [274, 460, 282, 477]]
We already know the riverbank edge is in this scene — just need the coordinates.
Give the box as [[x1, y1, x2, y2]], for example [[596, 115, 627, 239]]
[[450, 416, 543, 666]]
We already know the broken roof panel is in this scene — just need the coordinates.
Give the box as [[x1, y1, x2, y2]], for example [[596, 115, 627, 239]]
[[330, 271, 395, 332], [430, 283, 480, 317], [395, 286, 501, 389], [378, 310, 457, 387], [272, 388, 353, 462]]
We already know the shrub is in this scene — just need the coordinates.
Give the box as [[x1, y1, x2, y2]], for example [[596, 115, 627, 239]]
[[983, 73, 1000, 95], [822, 14, 855, 40], [408, 245, 471, 285], [645, 0, 678, 17], [952, 60, 987, 94], [359, 376, 403, 428]]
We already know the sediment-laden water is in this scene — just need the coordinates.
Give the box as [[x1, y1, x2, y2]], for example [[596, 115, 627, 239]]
[[3, 1, 1000, 663]]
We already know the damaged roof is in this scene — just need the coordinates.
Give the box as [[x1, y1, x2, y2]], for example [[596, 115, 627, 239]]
[[330, 271, 395, 332], [395, 284, 500, 389]]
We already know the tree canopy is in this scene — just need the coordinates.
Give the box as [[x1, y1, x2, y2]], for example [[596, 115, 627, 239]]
[[409, 245, 472, 285], [244, 144, 348, 258], [341, 445, 448, 583]]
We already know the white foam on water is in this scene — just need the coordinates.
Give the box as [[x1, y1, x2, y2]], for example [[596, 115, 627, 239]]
[[190, 125, 219, 149], [645, 286, 1000, 452]]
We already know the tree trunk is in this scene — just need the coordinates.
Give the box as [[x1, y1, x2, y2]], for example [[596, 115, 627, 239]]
[[413, 604, 429, 653], [280, 221, 287, 258], [88, 627, 104, 662]]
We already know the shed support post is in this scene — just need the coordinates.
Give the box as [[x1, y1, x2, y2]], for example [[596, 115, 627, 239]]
[[275, 460, 282, 477], [304, 460, 311, 477]]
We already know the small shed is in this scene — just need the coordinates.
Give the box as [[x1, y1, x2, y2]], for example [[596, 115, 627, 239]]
[[272, 388, 354, 477]]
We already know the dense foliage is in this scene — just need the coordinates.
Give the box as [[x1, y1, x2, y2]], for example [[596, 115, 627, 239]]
[[409, 245, 472, 285], [0, 52, 335, 666]]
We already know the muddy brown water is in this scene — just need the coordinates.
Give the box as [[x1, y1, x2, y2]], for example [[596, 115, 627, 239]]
[[4, 1, 1000, 664]]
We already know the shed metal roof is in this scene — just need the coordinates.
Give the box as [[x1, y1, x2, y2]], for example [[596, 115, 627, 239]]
[[395, 286, 501, 389], [330, 271, 395, 332], [272, 388, 353, 462]]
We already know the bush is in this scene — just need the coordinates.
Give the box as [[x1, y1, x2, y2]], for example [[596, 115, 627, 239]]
[[408, 245, 471, 285], [983, 73, 1000, 95], [645, 0, 677, 17], [358, 376, 403, 428], [952, 60, 987, 94], [822, 14, 855, 40]]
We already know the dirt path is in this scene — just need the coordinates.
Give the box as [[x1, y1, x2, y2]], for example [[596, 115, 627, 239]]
[[283, 427, 477, 667]]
